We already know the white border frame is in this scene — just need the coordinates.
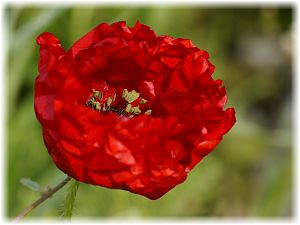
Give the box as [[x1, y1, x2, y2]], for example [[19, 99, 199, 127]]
[[1, 0, 299, 224]]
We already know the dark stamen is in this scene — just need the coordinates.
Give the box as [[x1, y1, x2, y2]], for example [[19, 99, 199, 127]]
[[85, 88, 152, 118]]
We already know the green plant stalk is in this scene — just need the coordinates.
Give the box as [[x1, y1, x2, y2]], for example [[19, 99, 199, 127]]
[[63, 179, 80, 219], [14, 176, 71, 222]]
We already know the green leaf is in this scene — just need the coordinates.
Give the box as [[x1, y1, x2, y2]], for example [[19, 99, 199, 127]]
[[63, 179, 80, 219], [20, 178, 40, 192]]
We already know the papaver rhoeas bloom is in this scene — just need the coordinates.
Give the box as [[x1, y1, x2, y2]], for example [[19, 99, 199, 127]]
[[34, 21, 236, 200]]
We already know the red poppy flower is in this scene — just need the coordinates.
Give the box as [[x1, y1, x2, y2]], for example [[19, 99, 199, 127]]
[[34, 21, 236, 200]]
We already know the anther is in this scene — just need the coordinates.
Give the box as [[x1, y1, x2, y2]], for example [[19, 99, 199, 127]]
[[122, 89, 129, 98], [145, 110, 152, 115], [131, 106, 141, 115], [140, 99, 147, 104], [94, 102, 101, 111], [106, 97, 113, 107], [125, 104, 132, 113], [123, 89, 140, 103], [86, 88, 152, 118]]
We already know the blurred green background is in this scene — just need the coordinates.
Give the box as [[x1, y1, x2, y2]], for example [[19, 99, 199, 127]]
[[6, 5, 293, 219]]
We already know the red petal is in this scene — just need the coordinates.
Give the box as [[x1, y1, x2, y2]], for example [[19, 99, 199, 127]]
[[105, 133, 136, 166], [130, 21, 156, 43], [36, 32, 65, 78], [69, 22, 114, 58], [34, 95, 55, 123]]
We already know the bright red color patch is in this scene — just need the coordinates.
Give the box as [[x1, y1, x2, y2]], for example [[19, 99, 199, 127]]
[[34, 21, 236, 200]]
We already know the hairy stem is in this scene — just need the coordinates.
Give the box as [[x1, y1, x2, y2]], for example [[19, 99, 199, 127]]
[[63, 179, 80, 219], [14, 176, 71, 222]]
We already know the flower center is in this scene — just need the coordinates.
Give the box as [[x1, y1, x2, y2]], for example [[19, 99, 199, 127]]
[[85, 88, 152, 118]]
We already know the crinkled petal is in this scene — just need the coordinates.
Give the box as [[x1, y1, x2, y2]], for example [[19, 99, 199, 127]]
[[36, 32, 65, 79]]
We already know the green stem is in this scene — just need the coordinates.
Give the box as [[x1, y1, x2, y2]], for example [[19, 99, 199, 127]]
[[14, 176, 71, 222], [63, 179, 80, 219]]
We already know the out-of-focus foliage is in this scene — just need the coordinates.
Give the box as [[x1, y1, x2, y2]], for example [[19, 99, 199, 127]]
[[6, 5, 293, 219]]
